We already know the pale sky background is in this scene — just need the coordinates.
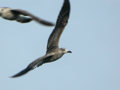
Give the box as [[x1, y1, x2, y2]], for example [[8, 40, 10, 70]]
[[0, 0, 120, 90]]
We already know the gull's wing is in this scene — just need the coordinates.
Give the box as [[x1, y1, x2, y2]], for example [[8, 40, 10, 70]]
[[47, 0, 70, 52], [11, 53, 54, 78], [11, 9, 55, 26]]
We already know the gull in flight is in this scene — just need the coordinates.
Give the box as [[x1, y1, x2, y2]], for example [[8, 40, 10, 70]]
[[11, 0, 71, 78], [0, 7, 54, 26]]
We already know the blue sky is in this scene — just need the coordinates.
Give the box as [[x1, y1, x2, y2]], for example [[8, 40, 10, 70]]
[[0, 0, 120, 90]]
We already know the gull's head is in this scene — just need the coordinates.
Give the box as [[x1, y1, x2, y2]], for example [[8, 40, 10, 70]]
[[61, 48, 72, 54], [0, 7, 10, 15], [0, 7, 4, 16]]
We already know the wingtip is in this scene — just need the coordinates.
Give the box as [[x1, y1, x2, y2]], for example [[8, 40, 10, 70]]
[[10, 74, 20, 78], [45, 23, 55, 27], [10, 73, 23, 78], [39, 21, 55, 26], [49, 23, 55, 26], [10, 67, 32, 78]]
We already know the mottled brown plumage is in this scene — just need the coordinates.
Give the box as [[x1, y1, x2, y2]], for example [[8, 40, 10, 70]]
[[11, 0, 71, 78], [0, 7, 54, 26]]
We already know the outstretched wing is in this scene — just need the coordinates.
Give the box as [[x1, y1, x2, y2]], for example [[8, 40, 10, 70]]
[[11, 9, 55, 26], [47, 0, 70, 52], [11, 53, 54, 78]]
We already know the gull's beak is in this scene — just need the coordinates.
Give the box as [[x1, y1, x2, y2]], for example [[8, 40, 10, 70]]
[[67, 50, 72, 53]]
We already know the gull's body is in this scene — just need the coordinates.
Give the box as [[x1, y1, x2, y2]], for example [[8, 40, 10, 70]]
[[0, 7, 54, 26], [12, 0, 71, 78]]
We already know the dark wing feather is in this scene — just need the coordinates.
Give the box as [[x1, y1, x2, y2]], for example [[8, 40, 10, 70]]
[[11, 9, 55, 26], [47, 0, 70, 52], [11, 54, 54, 78]]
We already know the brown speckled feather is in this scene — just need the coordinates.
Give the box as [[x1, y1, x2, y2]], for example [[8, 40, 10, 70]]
[[11, 0, 71, 78]]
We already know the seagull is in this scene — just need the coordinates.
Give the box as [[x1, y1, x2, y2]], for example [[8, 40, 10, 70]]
[[11, 0, 71, 78], [0, 7, 54, 26]]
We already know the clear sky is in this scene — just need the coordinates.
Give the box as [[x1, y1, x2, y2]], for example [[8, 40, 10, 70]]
[[0, 0, 120, 90]]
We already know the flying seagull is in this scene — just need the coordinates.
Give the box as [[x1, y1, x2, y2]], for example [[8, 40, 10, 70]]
[[0, 7, 54, 26], [11, 0, 71, 78]]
